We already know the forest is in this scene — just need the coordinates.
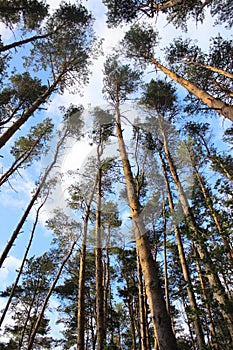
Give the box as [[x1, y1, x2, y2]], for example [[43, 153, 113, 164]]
[[0, 0, 232, 349]]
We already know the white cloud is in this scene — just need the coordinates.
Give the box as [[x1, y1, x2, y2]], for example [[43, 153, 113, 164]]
[[0, 23, 14, 41], [0, 255, 21, 290]]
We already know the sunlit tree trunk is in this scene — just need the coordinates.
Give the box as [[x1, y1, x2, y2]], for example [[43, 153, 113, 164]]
[[0, 72, 63, 149], [115, 100, 178, 350], [146, 55, 233, 122]]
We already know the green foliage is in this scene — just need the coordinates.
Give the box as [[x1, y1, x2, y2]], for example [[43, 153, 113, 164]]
[[0, 254, 56, 348], [10, 118, 54, 166], [0, 72, 47, 126], [91, 107, 115, 143], [103, 0, 139, 26], [62, 103, 84, 138], [25, 2, 97, 92], [103, 54, 142, 102], [121, 23, 158, 62], [0, 0, 49, 30], [164, 35, 233, 111], [140, 79, 178, 115], [103, 0, 233, 29], [208, 34, 233, 70]]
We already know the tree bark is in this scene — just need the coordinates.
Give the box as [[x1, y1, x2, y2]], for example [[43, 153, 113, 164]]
[[147, 55, 233, 122], [188, 145, 233, 259], [0, 132, 47, 187], [137, 253, 148, 350], [158, 148, 206, 349], [0, 31, 55, 53], [159, 117, 233, 340], [77, 178, 97, 350], [115, 103, 178, 350], [95, 140, 105, 350], [0, 72, 64, 149], [194, 244, 220, 350], [181, 60, 233, 80]]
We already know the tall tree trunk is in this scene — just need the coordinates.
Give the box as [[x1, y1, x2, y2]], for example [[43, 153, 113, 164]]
[[162, 205, 171, 317], [0, 130, 67, 268], [115, 102, 178, 350], [181, 61, 233, 80], [27, 239, 77, 350], [0, 31, 56, 53], [18, 289, 38, 348], [159, 117, 233, 340], [146, 55, 233, 122], [126, 290, 137, 350], [96, 140, 105, 350], [158, 148, 206, 349], [77, 178, 97, 350], [194, 244, 220, 350], [137, 253, 148, 350], [103, 225, 111, 345]]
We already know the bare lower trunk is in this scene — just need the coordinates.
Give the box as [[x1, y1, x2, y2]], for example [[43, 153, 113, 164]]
[[189, 148, 233, 259], [0, 195, 47, 328], [96, 145, 105, 350], [159, 118, 233, 340], [77, 178, 97, 350], [158, 148, 206, 349], [194, 245, 220, 350], [137, 254, 148, 350], [115, 104, 177, 350]]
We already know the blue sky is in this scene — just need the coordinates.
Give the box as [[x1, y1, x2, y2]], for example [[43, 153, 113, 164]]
[[0, 0, 232, 344]]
